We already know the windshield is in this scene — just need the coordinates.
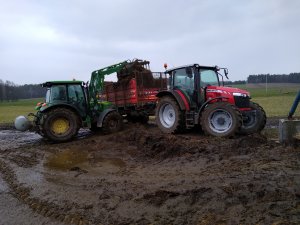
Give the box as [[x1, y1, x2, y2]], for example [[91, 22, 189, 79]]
[[200, 69, 219, 87], [46, 85, 67, 103]]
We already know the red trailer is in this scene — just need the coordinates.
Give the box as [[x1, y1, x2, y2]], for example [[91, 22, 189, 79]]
[[100, 63, 167, 122]]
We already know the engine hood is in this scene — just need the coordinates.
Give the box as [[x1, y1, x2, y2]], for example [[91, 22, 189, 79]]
[[206, 85, 250, 97]]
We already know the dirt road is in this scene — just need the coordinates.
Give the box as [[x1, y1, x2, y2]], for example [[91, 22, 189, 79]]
[[0, 121, 300, 225]]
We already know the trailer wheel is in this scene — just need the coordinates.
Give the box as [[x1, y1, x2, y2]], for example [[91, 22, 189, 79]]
[[156, 96, 185, 133], [201, 102, 242, 137], [102, 111, 123, 134], [240, 102, 266, 134], [139, 112, 149, 124], [42, 108, 79, 142]]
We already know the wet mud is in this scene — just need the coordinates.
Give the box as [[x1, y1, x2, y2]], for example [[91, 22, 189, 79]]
[[0, 119, 300, 224]]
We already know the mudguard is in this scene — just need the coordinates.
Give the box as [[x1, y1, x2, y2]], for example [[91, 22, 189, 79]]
[[156, 90, 190, 111], [97, 109, 116, 127]]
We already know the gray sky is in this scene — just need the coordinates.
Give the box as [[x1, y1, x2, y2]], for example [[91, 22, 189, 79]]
[[0, 0, 299, 84]]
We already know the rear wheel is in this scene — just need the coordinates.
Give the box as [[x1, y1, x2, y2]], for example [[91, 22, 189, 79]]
[[41, 108, 80, 142], [102, 111, 123, 134], [201, 102, 242, 137], [155, 96, 185, 133], [240, 102, 266, 134]]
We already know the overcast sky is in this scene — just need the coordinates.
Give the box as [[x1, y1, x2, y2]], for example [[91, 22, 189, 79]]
[[0, 0, 299, 84]]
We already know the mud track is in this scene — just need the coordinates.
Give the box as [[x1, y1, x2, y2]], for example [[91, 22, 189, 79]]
[[0, 120, 300, 225]]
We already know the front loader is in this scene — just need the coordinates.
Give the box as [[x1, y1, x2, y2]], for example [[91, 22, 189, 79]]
[[15, 61, 134, 142]]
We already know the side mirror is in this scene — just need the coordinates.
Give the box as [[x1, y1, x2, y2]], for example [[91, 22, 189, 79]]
[[185, 67, 193, 78], [224, 68, 229, 79]]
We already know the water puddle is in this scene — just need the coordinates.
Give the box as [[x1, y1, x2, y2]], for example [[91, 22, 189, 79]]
[[44, 149, 88, 171], [0, 130, 41, 151], [44, 148, 126, 171]]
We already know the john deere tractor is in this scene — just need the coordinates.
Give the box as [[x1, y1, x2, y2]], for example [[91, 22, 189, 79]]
[[15, 61, 132, 142], [156, 64, 266, 137]]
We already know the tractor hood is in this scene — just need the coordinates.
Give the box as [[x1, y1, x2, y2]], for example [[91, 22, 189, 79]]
[[206, 85, 250, 97]]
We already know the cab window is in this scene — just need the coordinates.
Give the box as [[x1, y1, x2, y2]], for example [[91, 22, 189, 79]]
[[50, 85, 67, 102], [68, 85, 84, 103], [200, 69, 219, 87], [173, 68, 194, 95]]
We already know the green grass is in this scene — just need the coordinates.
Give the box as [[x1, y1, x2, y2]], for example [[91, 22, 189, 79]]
[[230, 83, 299, 117], [0, 98, 43, 124], [230, 83, 300, 98], [252, 95, 294, 117]]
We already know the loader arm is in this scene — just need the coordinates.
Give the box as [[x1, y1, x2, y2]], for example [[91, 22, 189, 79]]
[[89, 61, 128, 107]]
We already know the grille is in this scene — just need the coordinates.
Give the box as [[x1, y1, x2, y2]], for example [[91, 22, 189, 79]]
[[234, 96, 250, 108]]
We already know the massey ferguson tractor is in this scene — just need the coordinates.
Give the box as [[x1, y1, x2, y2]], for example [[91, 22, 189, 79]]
[[155, 64, 266, 137]]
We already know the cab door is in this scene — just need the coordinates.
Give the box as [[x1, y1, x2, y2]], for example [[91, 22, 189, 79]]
[[67, 84, 87, 118]]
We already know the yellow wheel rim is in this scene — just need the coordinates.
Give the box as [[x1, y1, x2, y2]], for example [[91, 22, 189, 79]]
[[51, 118, 70, 135]]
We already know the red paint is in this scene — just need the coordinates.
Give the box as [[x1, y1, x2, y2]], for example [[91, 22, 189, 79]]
[[174, 90, 190, 111]]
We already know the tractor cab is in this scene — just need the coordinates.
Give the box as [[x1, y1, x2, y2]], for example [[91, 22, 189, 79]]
[[41, 81, 88, 118], [166, 64, 231, 107]]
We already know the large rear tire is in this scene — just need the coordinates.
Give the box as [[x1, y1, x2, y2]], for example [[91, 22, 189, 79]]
[[201, 102, 242, 137], [240, 102, 266, 134], [41, 108, 80, 142], [102, 111, 123, 134], [155, 96, 185, 133]]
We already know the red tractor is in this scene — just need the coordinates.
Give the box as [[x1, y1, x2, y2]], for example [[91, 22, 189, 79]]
[[155, 64, 266, 137]]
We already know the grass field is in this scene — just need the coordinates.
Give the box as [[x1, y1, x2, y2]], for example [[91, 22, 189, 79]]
[[230, 83, 299, 117], [0, 98, 43, 124], [0, 83, 299, 124]]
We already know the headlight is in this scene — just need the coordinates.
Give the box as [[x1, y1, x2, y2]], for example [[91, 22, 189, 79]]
[[233, 92, 248, 97]]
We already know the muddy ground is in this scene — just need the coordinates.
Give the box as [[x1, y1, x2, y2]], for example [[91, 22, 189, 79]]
[[0, 119, 300, 225]]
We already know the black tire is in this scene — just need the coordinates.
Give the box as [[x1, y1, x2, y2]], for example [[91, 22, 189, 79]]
[[138, 112, 149, 124], [155, 96, 185, 133], [102, 111, 123, 134], [41, 108, 80, 142], [200, 102, 242, 137], [240, 102, 266, 134]]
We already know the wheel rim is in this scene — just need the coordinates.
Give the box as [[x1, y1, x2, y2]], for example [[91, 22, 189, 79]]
[[51, 118, 70, 135], [159, 103, 176, 128], [209, 109, 233, 134]]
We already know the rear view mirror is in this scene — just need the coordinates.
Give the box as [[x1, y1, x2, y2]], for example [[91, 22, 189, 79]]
[[185, 67, 193, 78]]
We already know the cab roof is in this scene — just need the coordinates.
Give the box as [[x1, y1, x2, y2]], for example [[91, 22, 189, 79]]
[[42, 81, 84, 87], [165, 64, 219, 73]]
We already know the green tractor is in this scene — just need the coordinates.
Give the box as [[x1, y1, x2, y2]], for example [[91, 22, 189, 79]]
[[15, 61, 129, 142]]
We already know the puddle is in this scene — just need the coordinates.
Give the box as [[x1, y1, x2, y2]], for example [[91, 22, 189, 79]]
[[44, 148, 126, 171], [94, 157, 126, 168], [0, 130, 42, 151], [44, 149, 88, 171]]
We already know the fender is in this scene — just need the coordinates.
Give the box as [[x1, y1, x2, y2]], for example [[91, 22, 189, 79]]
[[156, 90, 190, 111], [197, 96, 229, 120], [97, 108, 116, 127]]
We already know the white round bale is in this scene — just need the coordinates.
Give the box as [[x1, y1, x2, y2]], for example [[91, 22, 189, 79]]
[[14, 116, 30, 131]]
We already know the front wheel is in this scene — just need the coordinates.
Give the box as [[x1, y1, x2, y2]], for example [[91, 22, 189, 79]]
[[200, 102, 242, 137], [239, 102, 266, 134], [155, 96, 185, 133]]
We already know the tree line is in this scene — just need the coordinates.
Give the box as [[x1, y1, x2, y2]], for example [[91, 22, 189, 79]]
[[0, 79, 46, 102], [247, 73, 300, 83], [1, 72, 300, 101]]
